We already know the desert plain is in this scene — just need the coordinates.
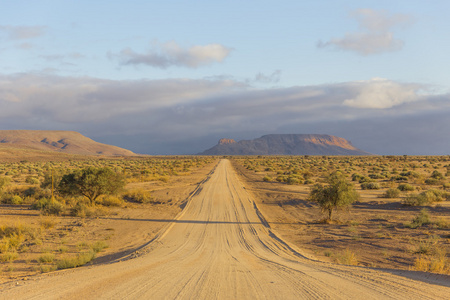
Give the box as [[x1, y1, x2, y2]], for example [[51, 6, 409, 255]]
[[0, 150, 449, 299]]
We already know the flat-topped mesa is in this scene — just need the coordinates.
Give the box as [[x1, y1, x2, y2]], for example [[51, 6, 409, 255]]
[[218, 138, 236, 145], [199, 134, 371, 155], [302, 135, 356, 151]]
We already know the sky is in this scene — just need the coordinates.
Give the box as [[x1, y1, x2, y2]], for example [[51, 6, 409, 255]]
[[1, 0, 450, 155]]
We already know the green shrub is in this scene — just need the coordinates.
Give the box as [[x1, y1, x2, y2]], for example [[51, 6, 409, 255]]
[[425, 178, 440, 185], [276, 175, 287, 182], [360, 182, 380, 190], [369, 173, 385, 179], [0, 176, 10, 191], [403, 194, 428, 206], [99, 195, 123, 207], [38, 253, 55, 263], [351, 173, 363, 181], [262, 175, 272, 182], [1, 194, 23, 205], [287, 177, 300, 185], [397, 183, 414, 191], [123, 189, 152, 203], [431, 170, 445, 180], [56, 250, 96, 269], [25, 176, 40, 185], [405, 209, 431, 228], [0, 251, 19, 262], [403, 190, 448, 206], [70, 202, 95, 218], [91, 241, 108, 253], [31, 198, 65, 215], [382, 188, 400, 198], [390, 175, 408, 182], [358, 176, 373, 184], [400, 171, 421, 178]]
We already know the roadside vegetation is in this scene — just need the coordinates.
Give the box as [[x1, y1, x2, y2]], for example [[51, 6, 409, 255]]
[[0, 156, 214, 281], [233, 155, 450, 274]]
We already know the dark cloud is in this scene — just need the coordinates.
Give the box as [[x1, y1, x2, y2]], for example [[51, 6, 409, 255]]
[[112, 41, 232, 69], [0, 73, 448, 154], [251, 70, 282, 84], [318, 9, 413, 55]]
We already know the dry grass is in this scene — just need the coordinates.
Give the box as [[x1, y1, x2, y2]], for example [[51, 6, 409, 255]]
[[232, 156, 450, 274]]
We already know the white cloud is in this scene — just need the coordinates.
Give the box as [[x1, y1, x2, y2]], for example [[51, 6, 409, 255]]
[[115, 41, 232, 69], [318, 9, 413, 55], [342, 78, 423, 108]]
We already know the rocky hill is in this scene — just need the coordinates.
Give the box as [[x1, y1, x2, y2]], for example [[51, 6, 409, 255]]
[[0, 130, 136, 156], [199, 134, 371, 156]]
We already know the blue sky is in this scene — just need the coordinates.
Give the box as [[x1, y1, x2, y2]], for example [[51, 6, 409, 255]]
[[1, 1, 450, 154]]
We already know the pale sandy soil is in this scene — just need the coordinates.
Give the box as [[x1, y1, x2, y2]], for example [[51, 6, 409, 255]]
[[1, 159, 449, 299]]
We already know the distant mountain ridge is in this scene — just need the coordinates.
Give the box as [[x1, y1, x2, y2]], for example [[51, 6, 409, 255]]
[[0, 130, 136, 156], [199, 134, 371, 156]]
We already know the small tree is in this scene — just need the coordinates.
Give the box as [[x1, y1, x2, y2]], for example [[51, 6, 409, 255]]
[[308, 171, 359, 221], [58, 167, 125, 205]]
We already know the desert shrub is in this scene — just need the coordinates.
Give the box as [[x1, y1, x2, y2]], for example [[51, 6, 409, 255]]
[[38, 253, 55, 263], [39, 216, 58, 229], [286, 177, 300, 185], [0, 251, 19, 262], [412, 246, 449, 274], [403, 190, 448, 206], [405, 209, 431, 228], [1, 194, 23, 205], [56, 250, 96, 269], [397, 183, 415, 191], [369, 173, 385, 179], [403, 194, 428, 206], [91, 241, 108, 253], [276, 175, 287, 182], [334, 249, 358, 266], [25, 176, 40, 185], [390, 175, 408, 182], [262, 175, 272, 182], [351, 173, 363, 181], [304, 179, 314, 185], [424, 189, 449, 202], [358, 176, 373, 184], [0, 176, 10, 191], [425, 178, 440, 185], [430, 170, 445, 180], [70, 202, 95, 218], [381, 188, 401, 198], [123, 189, 152, 203], [22, 187, 52, 200], [31, 198, 65, 216], [400, 171, 419, 178], [360, 182, 380, 190], [98, 195, 123, 207]]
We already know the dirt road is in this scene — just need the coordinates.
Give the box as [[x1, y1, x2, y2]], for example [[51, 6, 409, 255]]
[[1, 160, 449, 299]]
